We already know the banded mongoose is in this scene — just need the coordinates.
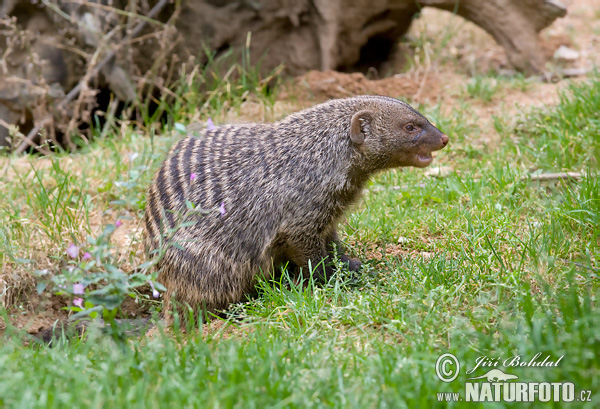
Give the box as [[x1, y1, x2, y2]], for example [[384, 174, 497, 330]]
[[143, 95, 449, 320]]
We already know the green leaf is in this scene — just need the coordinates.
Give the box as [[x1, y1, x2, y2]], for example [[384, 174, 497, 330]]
[[103, 224, 116, 236], [71, 305, 103, 319], [86, 294, 123, 310], [97, 182, 113, 193], [36, 282, 47, 294], [170, 242, 186, 251], [102, 308, 118, 322], [174, 122, 186, 133]]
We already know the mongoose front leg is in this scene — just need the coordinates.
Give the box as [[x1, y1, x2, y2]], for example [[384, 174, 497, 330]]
[[325, 231, 362, 272]]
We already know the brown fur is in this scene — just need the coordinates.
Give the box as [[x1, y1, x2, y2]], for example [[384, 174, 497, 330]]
[[143, 95, 448, 321]]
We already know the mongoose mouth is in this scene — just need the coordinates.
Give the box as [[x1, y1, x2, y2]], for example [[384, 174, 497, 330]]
[[416, 153, 434, 166]]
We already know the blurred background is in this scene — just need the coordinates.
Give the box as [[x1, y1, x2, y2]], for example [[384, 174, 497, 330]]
[[0, 0, 596, 154]]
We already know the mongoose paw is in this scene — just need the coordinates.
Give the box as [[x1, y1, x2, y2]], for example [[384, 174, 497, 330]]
[[339, 254, 362, 271], [346, 258, 362, 272]]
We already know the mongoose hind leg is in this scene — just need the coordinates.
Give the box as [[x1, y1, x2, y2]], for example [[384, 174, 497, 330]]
[[285, 234, 333, 282], [157, 243, 256, 326]]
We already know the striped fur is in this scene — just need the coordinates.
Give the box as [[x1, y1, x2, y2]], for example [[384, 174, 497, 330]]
[[143, 96, 448, 321]]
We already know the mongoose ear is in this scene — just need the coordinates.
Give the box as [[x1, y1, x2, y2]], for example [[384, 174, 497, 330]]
[[350, 110, 373, 145]]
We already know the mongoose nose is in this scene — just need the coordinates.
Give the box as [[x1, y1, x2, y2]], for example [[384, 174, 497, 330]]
[[441, 134, 449, 146]]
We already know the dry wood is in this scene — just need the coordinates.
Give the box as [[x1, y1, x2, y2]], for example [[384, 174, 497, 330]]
[[525, 172, 582, 181], [14, 0, 168, 155]]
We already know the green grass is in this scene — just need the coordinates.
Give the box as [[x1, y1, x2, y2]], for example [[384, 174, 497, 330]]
[[1, 78, 599, 408], [462, 73, 537, 103], [465, 76, 500, 102], [137, 37, 283, 129], [508, 78, 600, 171]]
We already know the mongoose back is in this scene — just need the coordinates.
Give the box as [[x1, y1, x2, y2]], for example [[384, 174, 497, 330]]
[[143, 95, 449, 320]]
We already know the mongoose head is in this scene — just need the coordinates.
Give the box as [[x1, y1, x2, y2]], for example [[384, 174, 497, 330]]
[[350, 97, 449, 168]]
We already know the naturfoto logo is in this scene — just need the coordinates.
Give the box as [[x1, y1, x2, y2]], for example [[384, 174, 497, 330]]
[[466, 353, 564, 375], [467, 369, 518, 382], [435, 353, 593, 403]]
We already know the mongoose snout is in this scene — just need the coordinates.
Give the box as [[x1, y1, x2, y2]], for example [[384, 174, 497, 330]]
[[375, 114, 449, 168], [143, 95, 449, 321], [412, 124, 449, 167]]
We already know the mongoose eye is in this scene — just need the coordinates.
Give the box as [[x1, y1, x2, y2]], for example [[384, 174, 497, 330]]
[[405, 124, 416, 132]]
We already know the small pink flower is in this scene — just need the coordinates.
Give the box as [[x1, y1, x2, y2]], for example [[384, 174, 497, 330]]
[[206, 118, 216, 130], [190, 173, 197, 182], [149, 281, 160, 299], [73, 283, 85, 295], [218, 202, 226, 217], [115, 219, 122, 228], [66, 244, 79, 259], [82, 252, 91, 260], [73, 298, 84, 308]]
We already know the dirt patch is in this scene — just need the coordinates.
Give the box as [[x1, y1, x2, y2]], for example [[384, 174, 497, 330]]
[[1, 290, 69, 334], [292, 70, 441, 104], [363, 241, 440, 263]]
